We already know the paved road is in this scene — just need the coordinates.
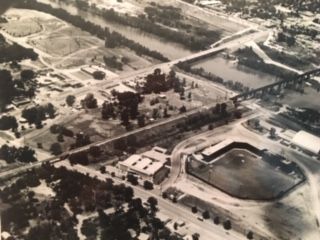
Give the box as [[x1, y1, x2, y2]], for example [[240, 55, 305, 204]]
[[55, 161, 246, 240]]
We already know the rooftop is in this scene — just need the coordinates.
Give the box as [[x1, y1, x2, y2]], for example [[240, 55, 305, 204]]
[[119, 154, 165, 176], [292, 130, 320, 155], [202, 139, 234, 157]]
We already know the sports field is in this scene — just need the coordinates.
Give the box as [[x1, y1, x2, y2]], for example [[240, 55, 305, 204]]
[[188, 148, 304, 200]]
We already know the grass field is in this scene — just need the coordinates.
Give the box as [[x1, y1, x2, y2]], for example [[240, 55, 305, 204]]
[[188, 148, 304, 200]]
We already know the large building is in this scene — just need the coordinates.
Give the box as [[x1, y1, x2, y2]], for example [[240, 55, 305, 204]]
[[118, 147, 170, 184], [291, 131, 320, 156]]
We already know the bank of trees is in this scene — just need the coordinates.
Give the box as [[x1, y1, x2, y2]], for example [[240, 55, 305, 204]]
[[98, 5, 220, 51]]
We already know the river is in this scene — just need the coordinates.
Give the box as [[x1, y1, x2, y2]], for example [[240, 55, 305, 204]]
[[37, 0, 194, 60], [192, 55, 278, 89]]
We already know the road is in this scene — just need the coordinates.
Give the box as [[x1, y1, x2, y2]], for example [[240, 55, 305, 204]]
[[54, 161, 246, 240]]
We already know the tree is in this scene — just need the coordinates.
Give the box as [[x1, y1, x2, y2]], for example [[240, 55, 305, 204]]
[[162, 192, 168, 199], [93, 70, 105, 80], [127, 174, 138, 185], [247, 231, 254, 239], [89, 145, 101, 158], [163, 107, 169, 118], [66, 95, 76, 106], [221, 102, 227, 115], [191, 206, 198, 214], [202, 210, 210, 219], [179, 105, 187, 113], [137, 114, 145, 127], [143, 180, 153, 190], [223, 220, 232, 230], [0, 70, 14, 112], [82, 93, 97, 109], [101, 102, 115, 120], [16, 146, 37, 163], [213, 216, 220, 225], [73, 132, 91, 148], [120, 109, 130, 126], [57, 134, 64, 142], [215, 103, 221, 114], [124, 186, 134, 202], [50, 143, 62, 156], [69, 151, 89, 165], [21, 69, 35, 81], [45, 103, 56, 119], [147, 196, 158, 211], [270, 127, 276, 139], [192, 233, 200, 240], [0, 115, 18, 131]]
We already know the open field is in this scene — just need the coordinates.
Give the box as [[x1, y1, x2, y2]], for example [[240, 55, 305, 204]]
[[1, 18, 42, 37], [2, 8, 154, 70], [188, 148, 304, 200]]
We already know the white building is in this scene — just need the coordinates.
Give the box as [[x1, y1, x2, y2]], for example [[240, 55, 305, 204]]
[[118, 147, 170, 184], [291, 131, 320, 155]]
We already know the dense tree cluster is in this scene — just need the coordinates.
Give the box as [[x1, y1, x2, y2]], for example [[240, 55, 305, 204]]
[[143, 69, 182, 94], [102, 91, 143, 127], [0, 165, 184, 240], [22, 103, 56, 128], [0, 144, 37, 163], [0, 115, 18, 131], [116, 91, 143, 121]]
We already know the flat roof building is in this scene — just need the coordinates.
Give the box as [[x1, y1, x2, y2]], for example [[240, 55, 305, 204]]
[[118, 147, 170, 184], [202, 139, 234, 157], [291, 131, 320, 155]]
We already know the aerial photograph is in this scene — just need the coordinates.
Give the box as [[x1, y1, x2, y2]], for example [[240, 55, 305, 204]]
[[0, 0, 319, 239]]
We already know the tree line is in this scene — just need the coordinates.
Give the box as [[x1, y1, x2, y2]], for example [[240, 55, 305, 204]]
[[0, 34, 38, 63]]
